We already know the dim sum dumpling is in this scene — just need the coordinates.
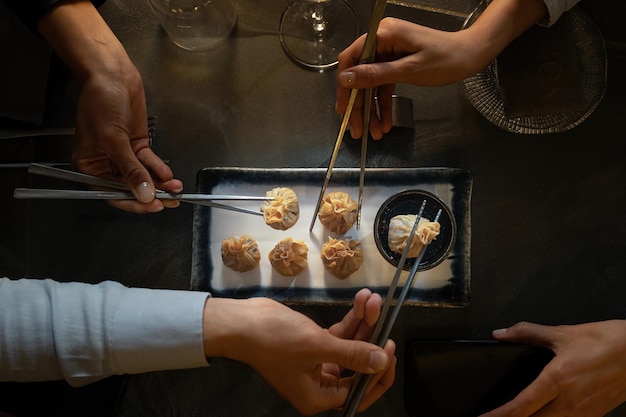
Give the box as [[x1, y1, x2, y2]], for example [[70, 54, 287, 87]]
[[317, 191, 357, 235], [221, 235, 261, 272], [268, 237, 308, 276], [388, 214, 440, 258], [261, 187, 300, 230], [320, 237, 363, 279]]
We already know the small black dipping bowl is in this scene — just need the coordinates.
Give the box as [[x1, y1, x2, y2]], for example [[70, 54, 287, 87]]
[[373, 189, 456, 271]]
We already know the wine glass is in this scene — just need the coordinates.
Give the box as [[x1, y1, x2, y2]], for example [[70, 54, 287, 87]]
[[279, 0, 359, 71], [147, 0, 237, 51]]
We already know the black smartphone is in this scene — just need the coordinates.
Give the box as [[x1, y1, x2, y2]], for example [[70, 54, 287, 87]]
[[405, 340, 554, 417]]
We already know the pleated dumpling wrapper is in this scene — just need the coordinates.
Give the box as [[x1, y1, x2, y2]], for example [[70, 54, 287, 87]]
[[268, 237, 308, 276], [261, 187, 300, 230], [388, 214, 440, 258], [221, 235, 261, 272], [320, 236, 363, 279], [317, 191, 357, 235]]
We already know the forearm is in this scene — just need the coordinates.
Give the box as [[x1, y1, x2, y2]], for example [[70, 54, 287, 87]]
[[36, 0, 134, 83], [463, 0, 548, 72], [1, 0, 105, 32], [0, 278, 210, 387]]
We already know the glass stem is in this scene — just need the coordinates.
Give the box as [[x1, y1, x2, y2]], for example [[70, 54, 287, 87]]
[[311, 1, 326, 38]]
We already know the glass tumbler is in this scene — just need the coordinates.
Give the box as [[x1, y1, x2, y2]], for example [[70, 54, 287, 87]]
[[147, 0, 237, 51]]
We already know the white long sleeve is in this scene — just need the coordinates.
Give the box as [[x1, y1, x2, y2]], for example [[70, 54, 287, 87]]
[[541, 0, 581, 26], [0, 277, 211, 387]]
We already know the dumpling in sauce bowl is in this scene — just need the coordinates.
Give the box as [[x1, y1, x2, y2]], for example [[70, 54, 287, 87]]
[[388, 214, 440, 258], [320, 237, 363, 279], [261, 187, 300, 230], [221, 235, 261, 272]]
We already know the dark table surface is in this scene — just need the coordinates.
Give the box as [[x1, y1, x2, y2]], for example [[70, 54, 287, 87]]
[[1, 0, 626, 416]]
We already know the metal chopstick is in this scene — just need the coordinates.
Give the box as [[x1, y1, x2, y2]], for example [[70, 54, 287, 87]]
[[29, 163, 128, 190], [22, 163, 270, 214], [357, 87, 373, 231], [370, 201, 427, 343], [341, 204, 443, 417], [190, 200, 264, 216], [340, 200, 425, 416], [309, 0, 388, 232], [376, 207, 443, 344], [309, 88, 359, 232], [356, 26, 381, 231], [13, 188, 274, 201]]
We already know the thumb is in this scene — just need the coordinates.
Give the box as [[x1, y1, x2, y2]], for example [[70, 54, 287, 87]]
[[492, 321, 560, 349], [109, 144, 157, 204], [122, 160, 156, 203], [324, 337, 390, 374]]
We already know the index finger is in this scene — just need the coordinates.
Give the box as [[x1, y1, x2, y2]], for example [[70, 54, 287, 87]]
[[492, 322, 564, 350], [135, 146, 183, 192], [337, 34, 367, 73], [336, 35, 367, 115]]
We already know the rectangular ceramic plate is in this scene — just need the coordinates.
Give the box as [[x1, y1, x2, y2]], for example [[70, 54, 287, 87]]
[[191, 168, 471, 306]]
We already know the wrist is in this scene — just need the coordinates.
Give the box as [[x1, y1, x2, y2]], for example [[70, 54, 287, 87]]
[[447, 30, 493, 81], [202, 297, 250, 360], [462, 0, 548, 70], [37, 0, 134, 83], [202, 297, 291, 364]]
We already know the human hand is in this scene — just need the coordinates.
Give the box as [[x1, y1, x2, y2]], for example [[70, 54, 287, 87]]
[[37, 0, 183, 214], [335, 17, 481, 139], [202, 293, 396, 415], [336, 0, 549, 139], [480, 320, 626, 417], [327, 287, 383, 342], [71, 67, 184, 213], [325, 288, 396, 411]]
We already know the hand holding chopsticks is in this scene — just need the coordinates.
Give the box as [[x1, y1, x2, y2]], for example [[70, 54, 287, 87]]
[[310, 0, 388, 232], [341, 200, 442, 417], [14, 164, 271, 216]]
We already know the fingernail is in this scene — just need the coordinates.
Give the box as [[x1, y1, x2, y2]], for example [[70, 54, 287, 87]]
[[338, 71, 356, 87], [136, 182, 155, 203], [368, 350, 388, 372], [492, 328, 508, 336]]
